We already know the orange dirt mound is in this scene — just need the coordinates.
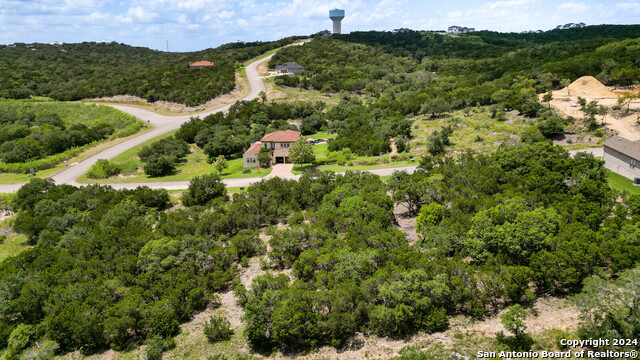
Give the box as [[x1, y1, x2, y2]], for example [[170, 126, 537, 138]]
[[556, 76, 616, 98]]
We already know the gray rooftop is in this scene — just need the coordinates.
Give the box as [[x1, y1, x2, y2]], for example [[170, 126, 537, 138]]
[[603, 136, 640, 160], [275, 62, 305, 69]]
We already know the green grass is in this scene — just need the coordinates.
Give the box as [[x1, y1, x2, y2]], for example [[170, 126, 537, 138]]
[[0, 123, 152, 184], [0, 100, 150, 181], [606, 169, 640, 195], [411, 108, 530, 154], [0, 219, 31, 263], [291, 133, 415, 175], [78, 135, 271, 183], [308, 131, 336, 140], [265, 78, 342, 105]]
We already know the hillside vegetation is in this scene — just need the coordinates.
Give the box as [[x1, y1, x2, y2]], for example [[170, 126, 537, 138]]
[[0, 37, 301, 106], [270, 25, 640, 107], [0, 99, 145, 173], [0, 142, 639, 358]]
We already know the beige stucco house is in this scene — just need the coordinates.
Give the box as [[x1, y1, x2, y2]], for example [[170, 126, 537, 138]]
[[602, 136, 640, 180], [243, 143, 262, 168], [242, 130, 301, 168]]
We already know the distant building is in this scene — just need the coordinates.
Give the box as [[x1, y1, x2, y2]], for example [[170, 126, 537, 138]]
[[243, 130, 301, 168], [393, 28, 412, 33], [555, 22, 586, 30], [189, 61, 214, 68], [448, 26, 475, 34], [49, 41, 64, 46], [602, 136, 640, 180], [315, 30, 332, 37], [275, 62, 305, 75]]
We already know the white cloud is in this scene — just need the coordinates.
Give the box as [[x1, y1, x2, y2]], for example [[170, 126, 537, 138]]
[[86, 11, 109, 21], [615, 2, 640, 12], [218, 10, 235, 18], [558, 2, 590, 13], [116, 6, 158, 23]]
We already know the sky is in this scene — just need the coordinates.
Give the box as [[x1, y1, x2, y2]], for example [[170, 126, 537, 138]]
[[1, 0, 639, 52]]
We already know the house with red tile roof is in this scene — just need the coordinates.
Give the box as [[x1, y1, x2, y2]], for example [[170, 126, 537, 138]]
[[189, 61, 214, 68], [242, 130, 301, 168], [243, 143, 262, 168]]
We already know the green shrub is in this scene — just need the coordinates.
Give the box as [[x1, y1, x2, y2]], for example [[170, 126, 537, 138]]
[[144, 335, 174, 360], [86, 159, 122, 179], [182, 172, 227, 206], [144, 155, 178, 177], [203, 315, 234, 343]]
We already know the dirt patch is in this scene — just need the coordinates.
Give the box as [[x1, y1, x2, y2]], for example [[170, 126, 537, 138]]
[[551, 132, 600, 146], [453, 297, 580, 337], [544, 76, 640, 141], [0, 210, 13, 223], [393, 204, 418, 245]]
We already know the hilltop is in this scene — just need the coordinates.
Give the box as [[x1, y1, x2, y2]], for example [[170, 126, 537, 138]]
[[0, 37, 302, 106]]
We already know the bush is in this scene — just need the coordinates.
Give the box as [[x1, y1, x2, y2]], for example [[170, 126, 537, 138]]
[[138, 136, 189, 162], [21, 339, 59, 360], [182, 172, 227, 206], [395, 135, 410, 153], [144, 335, 174, 360], [143, 155, 178, 177], [86, 159, 122, 179], [537, 116, 565, 138], [203, 315, 234, 343]]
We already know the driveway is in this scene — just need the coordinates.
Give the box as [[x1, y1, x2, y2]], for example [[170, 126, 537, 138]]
[[568, 148, 603, 158], [266, 164, 294, 178]]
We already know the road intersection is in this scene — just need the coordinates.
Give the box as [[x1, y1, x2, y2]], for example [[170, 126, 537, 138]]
[[0, 49, 418, 193]]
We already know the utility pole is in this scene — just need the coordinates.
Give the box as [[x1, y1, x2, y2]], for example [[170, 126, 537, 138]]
[[166, 40, 169, 52]]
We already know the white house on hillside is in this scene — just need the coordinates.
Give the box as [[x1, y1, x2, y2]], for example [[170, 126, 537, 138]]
[[448, 26, 475, 34]]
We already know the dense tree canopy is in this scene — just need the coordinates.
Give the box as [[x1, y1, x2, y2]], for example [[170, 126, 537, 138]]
[[0, 37, 303, 106]]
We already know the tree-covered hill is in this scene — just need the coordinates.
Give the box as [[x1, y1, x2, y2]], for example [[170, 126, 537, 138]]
[[269, 25, 640, 95], [0, 37, 302, 106]]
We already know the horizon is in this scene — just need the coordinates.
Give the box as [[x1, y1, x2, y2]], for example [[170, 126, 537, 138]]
[[1, 0, 639, 52], [1, 23, 636, 53]]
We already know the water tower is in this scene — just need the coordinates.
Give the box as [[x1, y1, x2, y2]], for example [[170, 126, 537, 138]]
[[329, 9, 345, 34]]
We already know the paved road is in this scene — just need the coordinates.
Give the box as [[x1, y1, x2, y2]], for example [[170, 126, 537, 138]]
[[0, 54, 274, 193], [51, 54, 274, 186], [66, 165, 420, 191]]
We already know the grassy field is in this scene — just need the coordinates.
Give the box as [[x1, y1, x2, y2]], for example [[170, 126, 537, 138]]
[[78, 135, 271, 184], [264, 78, 342, 106], [606, 169, 640, 195], [292, 139, 415, 175], [410, 108, 531, 154], [0, 125, 153, 184]]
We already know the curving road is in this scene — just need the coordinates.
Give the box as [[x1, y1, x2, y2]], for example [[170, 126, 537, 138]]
[[0, 54, 274, 193], [0, 41, 419, 194]]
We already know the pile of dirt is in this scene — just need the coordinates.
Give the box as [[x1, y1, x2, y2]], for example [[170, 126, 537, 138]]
[[556, 76, 616, 98]]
